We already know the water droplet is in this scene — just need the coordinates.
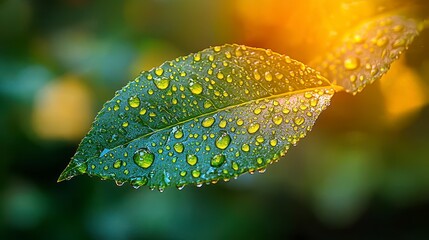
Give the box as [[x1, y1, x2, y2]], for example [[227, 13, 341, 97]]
[[202, 117, 215, 128], [174, 142, 184, 153], [113, 104, 120, 111], [247, 123, 260, 134], [194, 53, 201, 61], [122, 122, 129, 127], [192, 169, 201, 178], [257, 158, 264, 165], [113, 160, 122, 169], [131, 176, 148, 188], [272, 115, 283, 125], [215, 132, 231, 150], [232, 161, 239, 171], [133, 148, 154, 169], [310, 98, 319, 107], [217, 72, 224, 80], [214, 46, 221, 52], [256, 135, 264, 143], [204, 101, 213, 109], [128, 96, 140, 108], [154, 78, 170, 90], [219, 120, 227, 128], [253, 108, 262, 115], [270, 139, 278, 147], [180, 171, 187, 177], [236, 119, 244, 126], [155, 68, 164, 76], [253, 69, 261, 80], [211, 154, 226, 167], [294, 117, 305, 126], [139, 108, 147, 115], [241, 144, 250, 152], [189, 82, 203, 95], [264, 72, 273, 81], [376, 36, 388, 47], [344, 56, 360, 70], [174, 129, 183, 139], [186, 154, 198, 166]]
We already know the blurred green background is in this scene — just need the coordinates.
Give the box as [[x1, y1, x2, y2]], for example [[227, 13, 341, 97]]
[[1, 0, 429, 239]]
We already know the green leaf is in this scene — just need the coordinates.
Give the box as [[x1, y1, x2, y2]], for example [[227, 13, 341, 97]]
[[58, 44, 335, 190], [311, 15, 424, 94]]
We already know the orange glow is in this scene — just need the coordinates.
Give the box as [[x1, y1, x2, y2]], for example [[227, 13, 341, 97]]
[[379, 58, 428, 126], [234, 0, 379, 60], [32, 75, 93, 141]]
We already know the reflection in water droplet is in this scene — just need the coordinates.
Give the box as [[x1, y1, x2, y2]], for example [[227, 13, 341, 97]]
[[128, 96, 140, 108], [174, 142, 184, 153], [186, 154, 198, 166], [202, 117, 215, 128], [154, 78, 170, 90], [189, 82, 203, 95], [133, 148, 155, 169], [247, 123, 260, 134], [215, 132, 231, 150], [211, 154, 226, 167], [344, 56, 360, 70]]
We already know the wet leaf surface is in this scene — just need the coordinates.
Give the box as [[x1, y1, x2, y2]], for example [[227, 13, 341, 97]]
[[58, 44, 334, 190]]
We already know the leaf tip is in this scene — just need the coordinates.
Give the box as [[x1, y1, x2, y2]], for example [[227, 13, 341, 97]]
[[57, 160, 86, 183]]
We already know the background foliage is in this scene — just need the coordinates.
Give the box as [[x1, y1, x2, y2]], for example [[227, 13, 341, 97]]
[[1, 0, 429, 239]]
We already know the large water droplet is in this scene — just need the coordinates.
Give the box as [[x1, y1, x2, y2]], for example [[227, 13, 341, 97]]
[[344, 56, 360, 70], [215, 132, 231, 150], [211, 154, 226, 167], [128, 96, 140, 108], [154, 78, 170, 90], [186, 154, 198, 166], [189, 82, 203, 95], [247, 123, 260, 134], [133, 148, 155, 169], [202, 117, 215, 128]]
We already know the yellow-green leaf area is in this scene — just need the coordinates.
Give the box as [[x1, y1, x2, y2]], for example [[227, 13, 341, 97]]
[[311, 15, 422, 94], [58, 44, 334, 190]]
